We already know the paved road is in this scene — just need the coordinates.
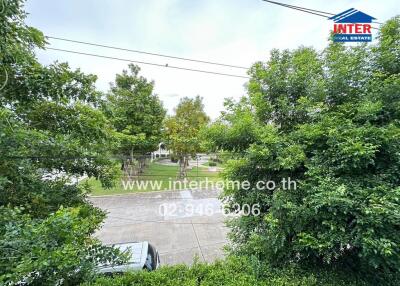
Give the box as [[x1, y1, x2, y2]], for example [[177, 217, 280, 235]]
[[89, 189, 228, 265]]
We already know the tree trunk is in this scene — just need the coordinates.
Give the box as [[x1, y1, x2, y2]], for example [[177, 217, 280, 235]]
[[138, 156, 145, 174], [178, 155, 189, 179]]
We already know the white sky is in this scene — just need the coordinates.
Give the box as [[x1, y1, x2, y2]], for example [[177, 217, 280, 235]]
[[25, 0, 400, 119]]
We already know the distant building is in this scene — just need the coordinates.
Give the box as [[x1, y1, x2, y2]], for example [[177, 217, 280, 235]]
[[151, 142, 169, 161]]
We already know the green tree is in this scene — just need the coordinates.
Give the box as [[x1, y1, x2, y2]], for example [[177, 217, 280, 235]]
[[104, 64, 166, 172], [0, 0, 125, 283], [206, 17, 400, 275], [165, 96, 210, 178]]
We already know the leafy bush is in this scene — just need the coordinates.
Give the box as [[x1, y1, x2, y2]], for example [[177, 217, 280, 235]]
[[0, 206, 126, 285], [170, 155, 179, 163], [204, 17, 400, 273], [83, 256, 400, 286], [208, 161, 217, 167]]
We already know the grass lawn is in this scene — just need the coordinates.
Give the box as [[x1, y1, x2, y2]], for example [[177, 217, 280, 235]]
[[82, 162, 220, 196]]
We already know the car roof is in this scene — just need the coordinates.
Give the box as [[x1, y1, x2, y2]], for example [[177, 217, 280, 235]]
[[97, 241, 149, 273]]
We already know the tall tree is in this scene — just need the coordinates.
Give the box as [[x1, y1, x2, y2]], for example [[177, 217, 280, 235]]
[[165, 96, 209, 178], [104, 64, 166, 173]]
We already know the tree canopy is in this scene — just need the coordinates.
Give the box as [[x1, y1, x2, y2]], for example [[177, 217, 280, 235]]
[[0, 1, 124, 283], [165, 96, 209, 177], [104, 64, 166, 158], [204, 17, 400, 274]]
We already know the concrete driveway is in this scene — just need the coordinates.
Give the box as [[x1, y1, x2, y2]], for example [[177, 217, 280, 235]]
[[89, 189, 228, 265]]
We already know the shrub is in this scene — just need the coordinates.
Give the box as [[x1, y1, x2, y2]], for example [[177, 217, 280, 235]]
[[0, 206, 126, 285], [82, 256, 400, 286], [205, 17, 400, 273], [211, 157, 223, 163], [208, 161, 217, 167]]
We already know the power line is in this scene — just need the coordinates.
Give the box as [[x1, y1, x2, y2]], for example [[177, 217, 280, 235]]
[[47, 36, 249, 70], [46, 47, 250, 79], [261, 0, 382, 27], [262, 0, 332, 18], [264, 0, 334, 16], [43, 2, 383, 80]]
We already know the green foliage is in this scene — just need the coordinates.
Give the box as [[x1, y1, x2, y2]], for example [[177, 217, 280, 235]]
[[0, 0, 126, 284], [374, 17, 400, 75], [83, 255, 399, 286], [104, 64, 166, 156], [85, 257, 264, 286], [0, 206, 126, 285], [202, 97, 261, 153], [205, 17, 400, 274], [165, 96, 210, 177], [165, 96, 210, 157]]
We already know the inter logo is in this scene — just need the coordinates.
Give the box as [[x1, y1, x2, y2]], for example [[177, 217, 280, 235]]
[[329, 8, 376, 42]]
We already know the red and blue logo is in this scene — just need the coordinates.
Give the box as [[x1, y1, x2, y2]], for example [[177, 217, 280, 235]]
[[329, 8, 376, 42]]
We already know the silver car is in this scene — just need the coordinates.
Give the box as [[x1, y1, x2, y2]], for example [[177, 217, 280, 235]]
[[98, 241, 160, 274]]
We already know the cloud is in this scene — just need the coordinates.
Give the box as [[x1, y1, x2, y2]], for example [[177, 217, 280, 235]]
[[26, 0, 400, 119], [165, 93, 180, 98]]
